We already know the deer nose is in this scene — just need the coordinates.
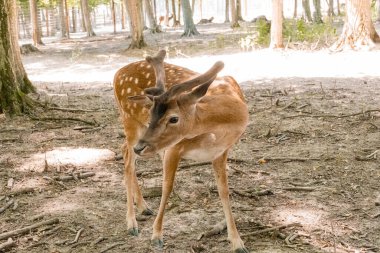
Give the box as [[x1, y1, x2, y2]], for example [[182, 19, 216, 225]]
[[133, 141, 148, 155]]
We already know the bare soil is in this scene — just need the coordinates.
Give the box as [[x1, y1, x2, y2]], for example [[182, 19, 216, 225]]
[[1, 23, 380, 253]]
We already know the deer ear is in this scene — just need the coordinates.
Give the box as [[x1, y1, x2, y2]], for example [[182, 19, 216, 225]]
[[128, 95, 154, 107], [181, 78, 214, 105]]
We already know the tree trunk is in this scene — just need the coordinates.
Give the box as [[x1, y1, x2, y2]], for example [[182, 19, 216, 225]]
[[126, 0, 146, 48], [111, 0, 116, 33], [145, 0, 161, 32], [330, 0, 380, 51], [171, 0, 177, 25], [377, 0, 380, 22], [293, 0, 297, 18], [45, 9, 50, 36], [312, 0, 323, 23], [0, 0, 35, 115], [29, 0, 43, 45], [165, 0, 170, 26], [199, 0, 203, 19], [270, 0, 284, 49], [302, 0, 313, 22], [178, 0, 181, 24], [81, 0, 96, 37], [337, 0, 340, 15], [121, 1, 125, 30], [64, 0, 70, 39], [328, 0, 335, 16], [236, 0, 244, 21], [71, 7, 77, 33], [181, 0, 200, 36], [225, 0, 230, 23], [230, 0, 239, 28]]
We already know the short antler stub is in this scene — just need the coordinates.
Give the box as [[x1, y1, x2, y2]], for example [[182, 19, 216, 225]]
[[145, 50, 167, 94]]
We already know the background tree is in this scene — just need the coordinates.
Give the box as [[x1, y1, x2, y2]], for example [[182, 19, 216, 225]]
[[377, 0, 380, 22], [293, 0, 298, 18], [312, 0, 323, 23], [165, 0, 170, 26], [181, 0, 199, 36], [270, 0, 284, 49], [125, 0, 146, 48], [0, 0, 35, 115], [145, 0, 161, 32], [29, 0, 43, 45], [230, 0, 239, 28], [328, 0, 335, 16], [81, 0, 96, 36], [58, 0, 68, 38], [225, 0, 230, 23], [330, 0, 380, 51], [302, 0, 313, 22], [236, 0, 244, 21]]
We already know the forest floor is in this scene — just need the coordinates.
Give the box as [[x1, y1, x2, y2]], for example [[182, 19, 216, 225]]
[[1, 22, 380, 253]]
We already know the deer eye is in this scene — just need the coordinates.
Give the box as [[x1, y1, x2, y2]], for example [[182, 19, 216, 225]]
[[168, 116, 179, 124]]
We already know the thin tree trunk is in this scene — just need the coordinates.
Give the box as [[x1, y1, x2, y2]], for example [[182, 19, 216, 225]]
[[64, 0, 70, 38], [330, 0, 379, 51], [337, 0, 340, 15], [230, 0, 239, 28], [225, 0, 230, 22], [81, 0, 96, 36], [302, 0, 313, 22], [236, 0, 244, 21], [328, 0, 335, 16], [312, 0, 323, 23], [45, 9, 50, 36], [199, 0, 202, 19], [377, 0, 380, 22], [125, 0, 146, 48], [270, 0, 284, 49], [0, 0, 35, 115], [293, 0, 297, 18], [181, 0, 200, 36], [71, 7, 76, 33], [178, 0, 181, 24], [29, 0, 43, 45], [171, 0, 177, 24], [111, 0, 116, 33], [121, 1, 125, 29], [145, 0, 161, 32], [165, 0, 170, 26]]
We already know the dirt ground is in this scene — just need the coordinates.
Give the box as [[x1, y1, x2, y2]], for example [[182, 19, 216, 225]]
[[1, 23, 380, 253]]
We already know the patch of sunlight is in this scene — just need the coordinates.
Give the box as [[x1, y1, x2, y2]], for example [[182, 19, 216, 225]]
[[274, 207, 325, 230], [16, 147, 115, 172]]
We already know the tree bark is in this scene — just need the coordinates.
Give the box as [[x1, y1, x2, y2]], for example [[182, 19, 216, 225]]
[[111, 0, 116, 33], [225, 0, 230, 23], [330, 0, 380, 51], [81, 0, 96, 37], [270, 0, 284, 49], [376, 0, 380, 22], [145, 0, 161, 32], [230, 0, 239, 28], [64, 0, 70, 39], [199, 0, 203, 19], [125, 0, 147, 48], [302, 0, 313, 22], [312, 0, 323, 23], [293, 0, 297, 18], [181, 0, 200, 36], [236, 0, 244, 21], [0, 0, 35, 115], [328, 0, 335, 16], [337, 0, 340, 15], [165, 0, 170, 26], [121, 1, 125, 30], [71, 7, 77, 33], [29, 0, 43, 45]]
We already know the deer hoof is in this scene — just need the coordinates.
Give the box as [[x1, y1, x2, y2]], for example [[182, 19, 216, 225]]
[[234, 247, 249, 253], [142, 208, 154, 216], [151, 238, 164, 249], [128, 227, 139, 236]]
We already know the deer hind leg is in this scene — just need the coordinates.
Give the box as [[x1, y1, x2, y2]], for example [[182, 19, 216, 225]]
[[122, 124, 153, 236], [151, 148, 180, 248], [212, 151, 248, 253]]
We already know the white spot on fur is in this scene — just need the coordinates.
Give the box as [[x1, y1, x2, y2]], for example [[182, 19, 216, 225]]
[[121, 89, 125, 96], [119, 80, 124, 86], [147, 81, 152, 85], [127, 88, 131, 93], [135, 78, 139, 84], [146, 73, 151, 78]]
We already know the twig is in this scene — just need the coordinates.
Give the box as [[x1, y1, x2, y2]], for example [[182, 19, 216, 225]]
[[99, 242, 125, 253], [53, 172, 95, 182], [91, 236, 106, 246], [0, 218, 59, 240], [242, 223, 301, 237], [0, 199, 14, 214], [198, 220, 227, 240], [0, 238, 16, 251], [284, 109, 380, 119], [6, 187, 35, 196], [282, 187, 315, 192], [69, 228, 84, 245], [47, 106, 104, 113], [29, 116, 98, 126], [262, 156, 331, 162], [179, 158, 253, 169]]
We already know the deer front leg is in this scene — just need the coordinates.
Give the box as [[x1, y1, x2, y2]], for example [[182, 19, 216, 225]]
[[212, 151, 248, 253], [123, 142, 152, 236], [151, 148, 180, 248]]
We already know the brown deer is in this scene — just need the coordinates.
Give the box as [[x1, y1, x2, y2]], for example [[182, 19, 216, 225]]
[[113, 50, 249, 253]]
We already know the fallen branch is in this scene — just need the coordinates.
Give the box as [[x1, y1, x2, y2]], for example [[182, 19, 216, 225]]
[[198, 220, 227, 240], [282, 187, 315, 192], [0, 218, 59, 240], [43, 176, 68, 189], [0, 238, 16, 251], [99, 242, 125, 253], [69, 228, 84, 245], [6, 187, 35, 196], [0, 199, 14, 214], [47, 106, 104, 113], [179, 158, 254, 169], [242, 223, 301, 237], [261, 156, 332, 162], [53, 172, 95, 182], [29, 116, 98, 126], [284, 109, 380, 119]]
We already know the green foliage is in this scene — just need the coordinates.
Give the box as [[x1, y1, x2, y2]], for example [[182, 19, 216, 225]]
[[283, 19, 337, 43], [255, 19, 270, 46]]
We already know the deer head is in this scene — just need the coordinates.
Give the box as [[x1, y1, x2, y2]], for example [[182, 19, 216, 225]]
[[132, 51, 224, 156]]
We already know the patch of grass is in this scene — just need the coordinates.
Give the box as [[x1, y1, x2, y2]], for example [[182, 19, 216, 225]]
[[283, 19, 337, 43]]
